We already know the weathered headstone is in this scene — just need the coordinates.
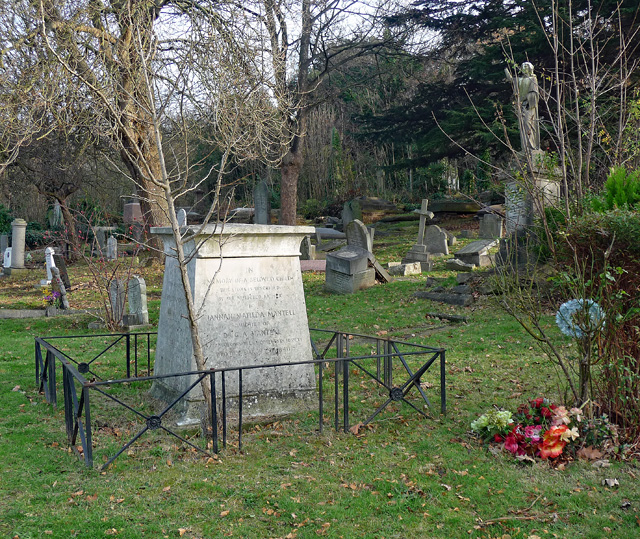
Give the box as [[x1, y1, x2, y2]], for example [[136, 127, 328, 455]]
[[341, 202, 355, 227], [51, 267, 70, 309], [177, 209, 188, 227], [459, 230, 475, 239], [345, 219, 373, 253], [299, 235, 316, 261], [3, 247, 11, 269], [93, 226, 117, 254], [253, 180, 271, 225], [0, 235, 8, 257], [109, 278, 126, 325], [388, 261, 422, 276], [106, 236, 118, 260], [123, 201, 144, 240], [454, 239, 499, 267], [325, 246, 375, 294], [479, 213, 504, 239], [424, 225, 449, 256], [151, 224, 317, 425], [123, 275, 149, 327], [10, 219, 27, 269], [52, 253, 71, 290]]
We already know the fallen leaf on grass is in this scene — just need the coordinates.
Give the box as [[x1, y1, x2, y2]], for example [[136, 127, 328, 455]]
[[178, 529, 187, 536], [86, 493, 98, 502], [577, 446, 604, 460], [162, 486, 171, 492], [220, 510, 229, 517]]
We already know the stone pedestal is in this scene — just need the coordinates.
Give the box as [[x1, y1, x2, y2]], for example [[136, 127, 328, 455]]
[[150, 224, 317, 425], [10, 219, 27, 269]]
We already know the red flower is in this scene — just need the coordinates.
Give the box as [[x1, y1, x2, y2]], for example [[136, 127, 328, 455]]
[[541, 407, 552, 418], [531, 398, 544, 408], [494, 434, 504, 443], [539, 426, 568, 459]]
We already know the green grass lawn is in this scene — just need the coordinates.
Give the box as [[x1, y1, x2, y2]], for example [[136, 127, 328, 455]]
[[1, 218, 638, 538]]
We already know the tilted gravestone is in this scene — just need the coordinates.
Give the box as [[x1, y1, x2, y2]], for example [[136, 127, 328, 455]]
[[345, 219, 373, 253], [454, 239, 499, 267], [123, 275, 149, 327], [402, 199, 435, 270], [51, 267, 70, 309], [52, 253, 71, 289], [109, 278, 126, 325], [388, 261, 422, 276], [424, 225, 449, 256], [299, 235, 315, 261], [253, 180, 271, 225], [106, 236, 118, 261]]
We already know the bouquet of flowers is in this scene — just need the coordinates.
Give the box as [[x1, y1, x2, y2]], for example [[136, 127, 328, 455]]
[[471, 398, 613, 461], [42, 288, 62, 308]]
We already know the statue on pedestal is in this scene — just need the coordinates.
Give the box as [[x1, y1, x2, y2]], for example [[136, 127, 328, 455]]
[[505, 62, 540, 152]]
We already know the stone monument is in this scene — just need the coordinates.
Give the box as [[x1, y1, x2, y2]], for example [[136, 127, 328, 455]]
[[325, 246, 375, 294], [109, 278, 126, 324], [345, 219, 373, 253], [151, 224, 317, 425], [424, 225, 449, 256], [0, 235, 8, 258], [123, 275, 149, 328], [3, 247, 11, 269], [123, 200, 144, 241], [177, 209, 188, 227], [41, 247, 56, 286], [505, 62, 540, 153], [479, 213, 504, 239], [253, 181, 271, 225], [106, 236, 118, 261], [401, 199, 435, 270], [10, 219, 27, 270]]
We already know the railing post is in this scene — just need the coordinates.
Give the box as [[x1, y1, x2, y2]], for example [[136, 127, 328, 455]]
[[63, 367, 74, 442], [440, 349, 447, 415], [210, 371, 218, 453], [384, 340, 392, 388], [46, 349, 57, 406], [335, 333, 342, 431], [83, 386, 94, 468], [126, 333, 131, 378], [35, 340, 41, 385]]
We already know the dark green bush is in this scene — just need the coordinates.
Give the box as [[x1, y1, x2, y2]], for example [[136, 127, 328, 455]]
[[0, 204, 13, 234], [300, 198, 327, 220]]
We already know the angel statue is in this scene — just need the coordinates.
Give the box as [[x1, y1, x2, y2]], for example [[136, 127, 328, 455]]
[[505, 62, 540, 152]]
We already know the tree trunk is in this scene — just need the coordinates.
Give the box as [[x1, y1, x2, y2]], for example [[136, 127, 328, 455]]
[[279, 139, 304, 225], [57, 198, 79, 262]]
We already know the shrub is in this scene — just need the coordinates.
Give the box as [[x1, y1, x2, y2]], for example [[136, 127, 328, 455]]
[[591, 166, 640, 212], [300, 198, 327, 220], [0, 204, 13, 234]]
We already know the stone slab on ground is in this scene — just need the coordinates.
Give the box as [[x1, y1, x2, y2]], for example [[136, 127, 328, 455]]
[[445, 258, 476, 272], [0, 309, 94, 319], [412, 291, 474, 306]]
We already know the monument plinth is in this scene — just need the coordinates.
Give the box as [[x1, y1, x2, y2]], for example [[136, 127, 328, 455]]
[[151, 224, 317, 425]]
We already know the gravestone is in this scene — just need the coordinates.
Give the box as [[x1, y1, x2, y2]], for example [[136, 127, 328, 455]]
[[151, 224, 317, 425], [93, 226, 117, 254], [0, 235, 8, 257], [253, 180, 271, 225], [424, 225, 449, 256], [325, 246, 375, 294], [177, 209, 188, 227], [10, 219, 27, 269], [345, 219, 373, 253], [299, 235, 316, 261], [402, 199, 435, 269], [459, 230, 475, 239], [109, 278, 126, 325], [51, 267, 70, 309], [41, 247, 56, 285], [123, 275, 149, 327], [3, 247, 11, 269], [479, 213, 504, 239], [123, 201, 144, 240], [106, 236, 118, 260], [52, 253, 71, 289], [388, 261, 422, 276], [454, 239, 499, 267], [341, 202, 355, 227], [505, 181, 533, 234]]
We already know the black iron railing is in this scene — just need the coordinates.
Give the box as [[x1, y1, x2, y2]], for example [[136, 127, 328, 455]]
[[35, 330, 445, 469]]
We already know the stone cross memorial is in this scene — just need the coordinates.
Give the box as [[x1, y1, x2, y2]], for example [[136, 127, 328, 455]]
[[402, 199, 435, 270], [151, 224, 317, 425]]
